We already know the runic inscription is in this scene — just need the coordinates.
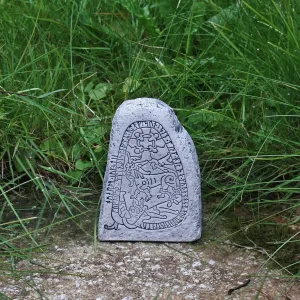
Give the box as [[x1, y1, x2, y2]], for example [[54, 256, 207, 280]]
[[104, 121, 189, 230]]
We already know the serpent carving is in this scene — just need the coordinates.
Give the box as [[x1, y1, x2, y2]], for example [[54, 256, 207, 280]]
[[104, 121, 189, 230]]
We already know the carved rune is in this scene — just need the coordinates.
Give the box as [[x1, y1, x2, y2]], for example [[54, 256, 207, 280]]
[[104, 121, 189, 231]]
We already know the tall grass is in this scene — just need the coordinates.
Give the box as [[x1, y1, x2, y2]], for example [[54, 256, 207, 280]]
[[0, 0, 299, 292]]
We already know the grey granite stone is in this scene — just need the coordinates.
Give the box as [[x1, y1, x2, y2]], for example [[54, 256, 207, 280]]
[[98, 98, 201, 242]]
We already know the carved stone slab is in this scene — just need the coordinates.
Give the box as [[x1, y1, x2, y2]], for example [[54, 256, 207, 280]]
[[98, 98, 201, 242]]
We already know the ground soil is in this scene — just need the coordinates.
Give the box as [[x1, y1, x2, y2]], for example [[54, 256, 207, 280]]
[[0, 206, 299, 300]]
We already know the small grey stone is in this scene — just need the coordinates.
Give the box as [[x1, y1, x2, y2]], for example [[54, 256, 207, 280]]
[[98, 98, 201, 242]]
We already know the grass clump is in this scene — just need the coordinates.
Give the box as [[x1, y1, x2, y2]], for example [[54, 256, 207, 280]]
[[0, 0, 299, 295], [223, 207, 300, 274]]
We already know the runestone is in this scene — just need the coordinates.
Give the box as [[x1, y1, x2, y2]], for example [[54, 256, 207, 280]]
[[98, 98, 201, 242]]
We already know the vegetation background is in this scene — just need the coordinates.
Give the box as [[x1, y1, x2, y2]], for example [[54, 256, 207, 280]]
[[0, 0, 299, 295]]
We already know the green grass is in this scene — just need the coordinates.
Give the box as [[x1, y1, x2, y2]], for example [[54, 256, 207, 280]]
[[0, 0, 299, 295]]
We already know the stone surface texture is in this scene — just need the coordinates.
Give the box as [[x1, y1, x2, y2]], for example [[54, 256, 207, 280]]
[[99, 98, 201, 241], [2, 238, 299, 300]]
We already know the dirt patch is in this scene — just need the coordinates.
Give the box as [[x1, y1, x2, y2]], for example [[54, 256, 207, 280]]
[[1, 237, 299, 299], [1, 202, 299, 299]]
